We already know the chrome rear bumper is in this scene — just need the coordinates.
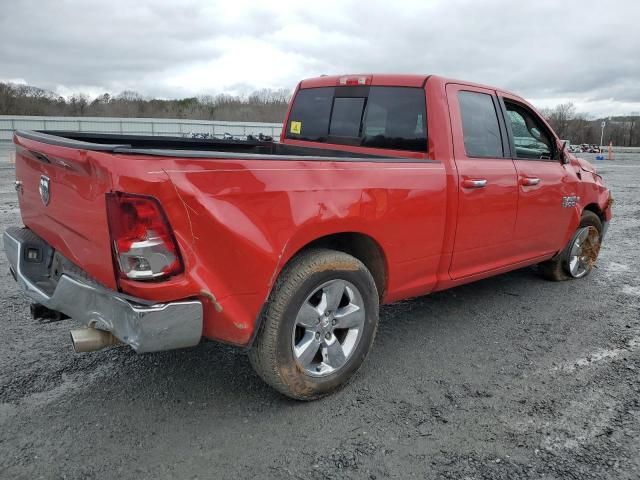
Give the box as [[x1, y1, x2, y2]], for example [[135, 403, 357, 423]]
[[4, 227, 203, 353]]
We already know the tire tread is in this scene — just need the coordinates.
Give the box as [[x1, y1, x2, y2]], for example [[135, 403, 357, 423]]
[[249, 248, 378, 400]]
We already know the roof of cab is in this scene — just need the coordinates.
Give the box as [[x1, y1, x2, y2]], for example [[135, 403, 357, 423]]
[[298, 74, 523, 101], [299, 74, 429, 89]]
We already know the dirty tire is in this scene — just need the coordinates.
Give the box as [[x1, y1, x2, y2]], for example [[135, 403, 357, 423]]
[[537, 210, 603, 281], [249, 248, 379, 400]]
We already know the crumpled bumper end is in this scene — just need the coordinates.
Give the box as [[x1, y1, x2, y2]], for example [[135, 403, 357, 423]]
[[4, 226, 203, 353]]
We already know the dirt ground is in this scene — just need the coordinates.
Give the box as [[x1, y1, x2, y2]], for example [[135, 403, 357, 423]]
[[0, 154, 639, 479]]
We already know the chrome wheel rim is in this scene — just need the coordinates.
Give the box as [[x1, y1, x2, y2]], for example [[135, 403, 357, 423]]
[[291, 279, 365, 377], [568, 226, 600, 278]]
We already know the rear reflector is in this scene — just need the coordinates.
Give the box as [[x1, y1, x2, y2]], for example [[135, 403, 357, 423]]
[[106, 193, 183, 281]]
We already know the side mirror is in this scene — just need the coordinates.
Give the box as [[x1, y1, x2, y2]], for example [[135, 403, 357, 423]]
[[559, 140, 569, 164]]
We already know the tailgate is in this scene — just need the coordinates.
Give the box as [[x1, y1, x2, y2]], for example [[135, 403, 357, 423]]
[[13, 134, 117, 290]]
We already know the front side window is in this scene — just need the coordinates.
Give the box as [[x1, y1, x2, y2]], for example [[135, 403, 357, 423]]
[[504, 102, 554, 159], [457, 91, 503, 158], [286, 86, 427, 152]]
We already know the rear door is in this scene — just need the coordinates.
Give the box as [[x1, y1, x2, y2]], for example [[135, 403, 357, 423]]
[[498, 94, 578, 257], [446, 84, 519, 279]]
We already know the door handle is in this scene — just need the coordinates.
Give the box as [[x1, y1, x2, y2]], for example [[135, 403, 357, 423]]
[[521, 177, 541, 186], [462, 179, 487, 188]]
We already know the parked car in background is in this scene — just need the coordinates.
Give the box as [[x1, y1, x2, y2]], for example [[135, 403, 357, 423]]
[[580, 144, 601, 153], [5, 74, 613, 399], [569, 144, 582, 153]]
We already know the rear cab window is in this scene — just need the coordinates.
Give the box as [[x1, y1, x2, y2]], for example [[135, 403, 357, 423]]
[[329, 97, 365, 137], [285, 86, 427, 153]]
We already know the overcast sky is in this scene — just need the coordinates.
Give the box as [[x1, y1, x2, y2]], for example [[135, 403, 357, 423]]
[[1, 0, 639, 117]]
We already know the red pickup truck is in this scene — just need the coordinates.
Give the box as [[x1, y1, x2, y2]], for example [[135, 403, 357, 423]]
[[5, 74, 612, 399]]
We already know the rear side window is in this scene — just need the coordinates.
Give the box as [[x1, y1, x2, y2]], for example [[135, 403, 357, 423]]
[[286, 86, 427, 152], [458, 91, 503, 158]]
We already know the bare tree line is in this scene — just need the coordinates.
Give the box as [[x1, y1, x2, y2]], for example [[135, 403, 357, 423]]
[[0, 83, 291, 123], [1, 82, 638, 146], [541, 103, 639, 147]]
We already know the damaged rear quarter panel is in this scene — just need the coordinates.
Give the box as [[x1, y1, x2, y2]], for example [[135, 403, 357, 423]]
[[109, 154, 447, 345]]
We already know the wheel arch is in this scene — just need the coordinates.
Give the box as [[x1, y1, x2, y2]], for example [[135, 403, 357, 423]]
[[583, 203, 605, 223], [297, 232, 388, 301], [271, 230, 388, 303], [247, 231, 387, 350]]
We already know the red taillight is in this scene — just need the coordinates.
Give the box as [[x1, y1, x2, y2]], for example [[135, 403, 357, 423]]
[[106, 192, 183, 281]]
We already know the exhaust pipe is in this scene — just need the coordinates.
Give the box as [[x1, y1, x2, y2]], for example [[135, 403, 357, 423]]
[[70, 327, 120, 353]]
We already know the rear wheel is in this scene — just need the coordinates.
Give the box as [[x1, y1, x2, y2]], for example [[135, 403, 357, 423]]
[[249, 249, 379, 400], [537, 211, 603, 281]]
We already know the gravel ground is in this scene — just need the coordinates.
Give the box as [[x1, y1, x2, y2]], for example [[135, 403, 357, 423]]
[[1, 153, 639, 479]]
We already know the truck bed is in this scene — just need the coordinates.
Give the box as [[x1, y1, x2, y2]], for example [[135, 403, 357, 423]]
[[18, 130, 396, 161]]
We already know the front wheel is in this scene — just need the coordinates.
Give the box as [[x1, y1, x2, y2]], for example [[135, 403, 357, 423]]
[[537, 211, 603, 281], [249, 249, 379, 400]]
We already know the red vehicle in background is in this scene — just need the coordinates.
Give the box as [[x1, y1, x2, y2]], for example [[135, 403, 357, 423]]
[[5, 74, 612, 399]]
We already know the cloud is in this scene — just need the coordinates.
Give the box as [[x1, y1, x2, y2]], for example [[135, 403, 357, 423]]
[[1, 0, 639, 116]]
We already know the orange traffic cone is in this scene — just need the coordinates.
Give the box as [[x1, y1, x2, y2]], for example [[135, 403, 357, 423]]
[[608, 141, 614, 160]]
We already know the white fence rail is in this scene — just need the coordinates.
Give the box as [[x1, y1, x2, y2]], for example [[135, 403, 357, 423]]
[[0, 115, 283, 143], [604, 146, 640, 153]]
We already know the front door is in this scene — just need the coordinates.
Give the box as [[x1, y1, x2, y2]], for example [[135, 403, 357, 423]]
[[499, 94, 579, 257], [446, 84, 520, 279]]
